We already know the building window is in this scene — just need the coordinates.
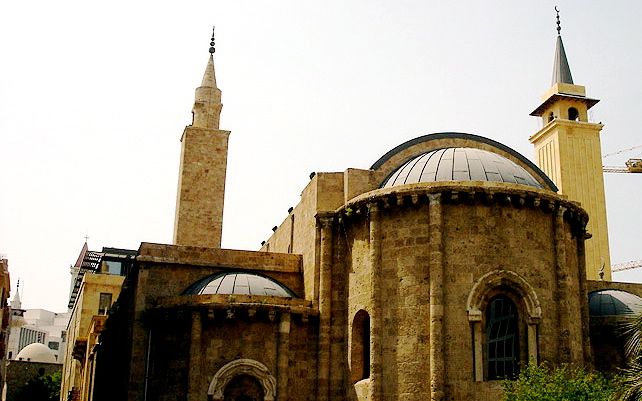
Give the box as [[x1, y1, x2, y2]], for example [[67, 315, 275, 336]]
[[106, 261, 123, 275], [98, 293, 113, 315], [350, 309, 370, 383], [568, 107, 579, 121], [18, 327, 47, 351], [48, 341, 59, 350], [548, 112, 555, 122], [468, 271, 541, 382], [486, 296, 519, 380]]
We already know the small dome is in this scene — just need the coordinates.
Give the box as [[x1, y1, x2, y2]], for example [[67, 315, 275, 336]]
[[184, 272, 296, 297], [16, 342, 57, 363], [381, 148, 543, 189], [589, 290, 642, 316]]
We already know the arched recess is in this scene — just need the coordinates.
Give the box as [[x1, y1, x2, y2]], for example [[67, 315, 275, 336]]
[[208, 359, 277, 401], [350, 309, 371, 383], [466, 270, 542, 381]]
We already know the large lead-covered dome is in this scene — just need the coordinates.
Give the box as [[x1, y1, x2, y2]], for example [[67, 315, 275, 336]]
[[381, 147, 543, 189], [184, 272, 296, 297]]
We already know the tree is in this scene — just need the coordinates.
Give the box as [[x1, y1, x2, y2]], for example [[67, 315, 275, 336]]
[[502, 362, 617, 401], [42, 371, 62, 400], [14, 370, 61, 401]]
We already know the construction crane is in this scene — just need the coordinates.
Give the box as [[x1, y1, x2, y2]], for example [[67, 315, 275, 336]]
[[603, 144, 642, 173], [612, 260, 642, 272], [601, 146, 641, 274]]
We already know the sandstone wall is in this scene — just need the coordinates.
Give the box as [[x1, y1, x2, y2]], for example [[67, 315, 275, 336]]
[[342, 184, 589, 401], [144, 311, 318, 401]]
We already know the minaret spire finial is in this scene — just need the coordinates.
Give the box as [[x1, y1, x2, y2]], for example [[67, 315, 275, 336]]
[[551, 6, 573, 85], [209, 26, 216, 54]]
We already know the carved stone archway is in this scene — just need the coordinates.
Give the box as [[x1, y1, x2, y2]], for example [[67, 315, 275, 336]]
[[466, 269, 542, 322], [208, 359, 277, 401], [466, 270, 542, 381]]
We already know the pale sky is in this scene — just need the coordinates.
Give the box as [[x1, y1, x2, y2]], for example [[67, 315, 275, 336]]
[[1, 1, 641, 311]]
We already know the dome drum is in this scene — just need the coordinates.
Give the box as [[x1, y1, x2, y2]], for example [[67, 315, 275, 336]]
[[338, 182, 588, 235], [147, 294, 316, 323]]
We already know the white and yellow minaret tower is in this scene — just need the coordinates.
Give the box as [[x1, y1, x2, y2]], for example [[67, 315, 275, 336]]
[[173, 27, 230, 248], [529, 9, 610, 280]]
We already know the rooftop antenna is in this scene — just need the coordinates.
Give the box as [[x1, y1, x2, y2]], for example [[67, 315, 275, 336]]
[[555, 6, 562, 36], [209, 26, 216, 54]]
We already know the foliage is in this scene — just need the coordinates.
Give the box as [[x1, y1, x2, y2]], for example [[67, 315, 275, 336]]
[[617, 312, 642, 401], [43, 371, 62, 400], [502, 362, 617, 401], [617, 360, 642, 401], [14, 370, 61, 401]]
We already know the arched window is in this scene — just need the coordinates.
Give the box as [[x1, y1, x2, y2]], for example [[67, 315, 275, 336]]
[[350, 310, 370, 382], [548, 112, 555, 122], [467, 270, 540, 382], [486, 296, 519, 380], [568, 107, 579, 121]]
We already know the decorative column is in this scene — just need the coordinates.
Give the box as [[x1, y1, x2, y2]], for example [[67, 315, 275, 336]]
[[469, 312, 483, 382], [330, 220, 347, 400], [317, 216, 334, 401], [188, 311, 202, 401], [527, 319, 539, 362], [368, 203, 383, 401], [277, 312, 291, 401], [577, 232, 593, 364], [553, 206, 571, 363], [428, 193, 445, 401]]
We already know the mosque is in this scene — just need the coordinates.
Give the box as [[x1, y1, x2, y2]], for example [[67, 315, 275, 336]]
[[60, 13, 642, 401]]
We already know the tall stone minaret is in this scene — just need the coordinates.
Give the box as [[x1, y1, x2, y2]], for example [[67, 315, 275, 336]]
[[173, 27, 230, 248], [529, 9, 611, 280]]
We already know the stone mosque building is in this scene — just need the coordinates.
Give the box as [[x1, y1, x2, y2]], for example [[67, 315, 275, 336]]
[[61, 15, 642, 401]]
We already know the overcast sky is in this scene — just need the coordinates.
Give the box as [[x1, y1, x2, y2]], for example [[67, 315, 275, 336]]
[[1, 1, 641, 311]]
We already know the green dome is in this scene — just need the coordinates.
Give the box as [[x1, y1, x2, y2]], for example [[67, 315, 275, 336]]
[[589, 290, 642, 316]]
